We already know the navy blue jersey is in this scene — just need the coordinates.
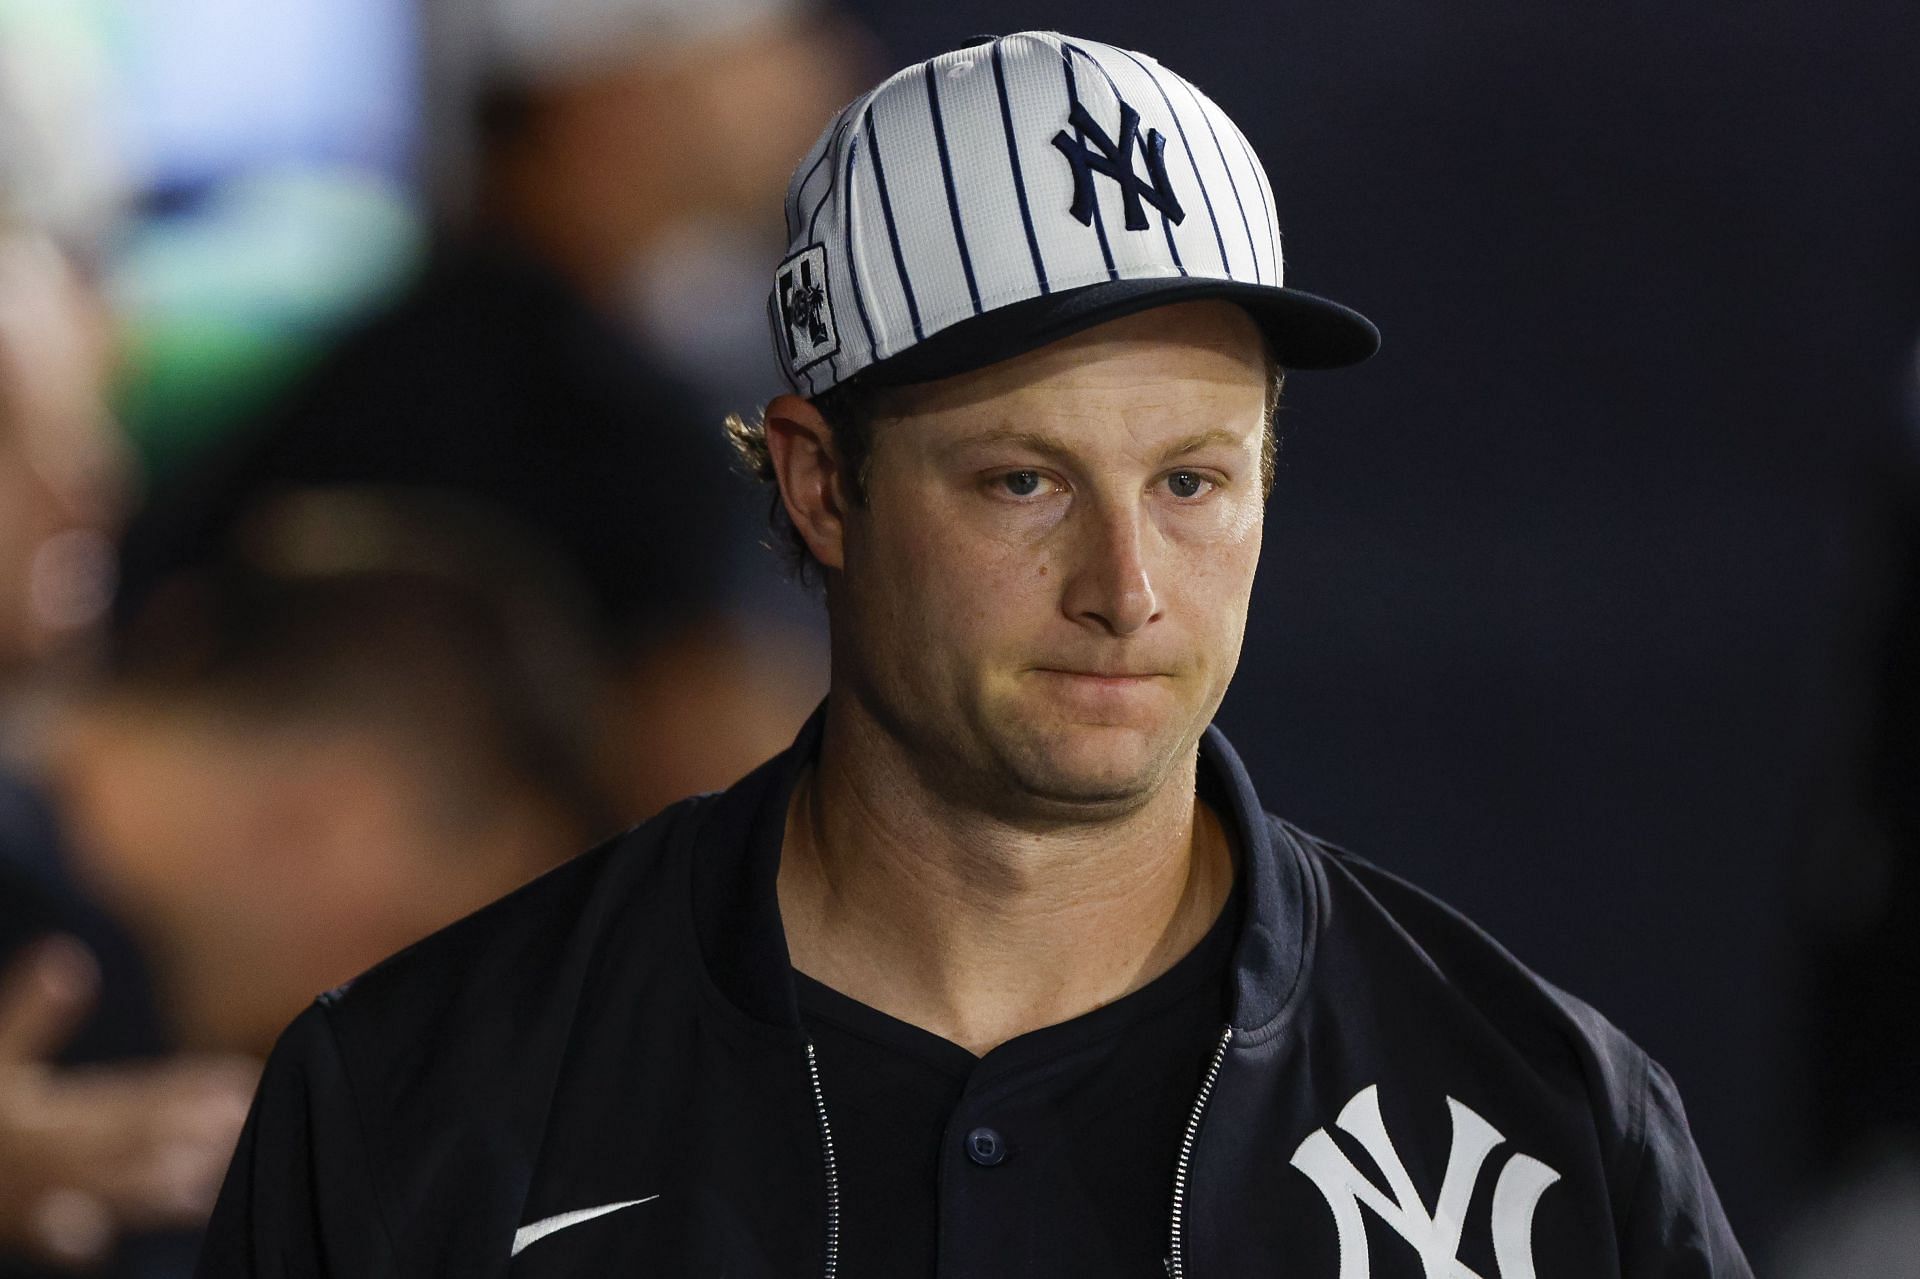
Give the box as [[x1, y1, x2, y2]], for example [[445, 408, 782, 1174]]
[[197, 710, 1749, 1277]]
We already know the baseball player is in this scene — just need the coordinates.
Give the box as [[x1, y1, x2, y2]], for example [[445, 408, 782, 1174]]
[[197, 32, 1751, 1277]]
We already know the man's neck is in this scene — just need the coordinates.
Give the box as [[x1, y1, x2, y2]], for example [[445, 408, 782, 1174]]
[[776, 700, 1237, 1057]]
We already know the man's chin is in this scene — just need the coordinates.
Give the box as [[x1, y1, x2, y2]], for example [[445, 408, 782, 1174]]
[[991, 721, 1184, 814]]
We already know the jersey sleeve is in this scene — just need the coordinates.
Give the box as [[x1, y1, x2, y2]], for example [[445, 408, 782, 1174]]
[[1617, 1055, 1754, 1278], [194, 1002, 398, 1278]]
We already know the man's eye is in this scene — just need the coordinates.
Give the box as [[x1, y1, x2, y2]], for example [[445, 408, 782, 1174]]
[[1166, 471, 1208, 498], [1000, 470, 1043, 497]]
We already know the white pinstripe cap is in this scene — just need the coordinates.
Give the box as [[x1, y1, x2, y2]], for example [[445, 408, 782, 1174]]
[[769, 31, 1378, 396]]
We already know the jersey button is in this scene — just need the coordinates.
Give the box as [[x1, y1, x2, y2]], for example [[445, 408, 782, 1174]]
[[965, 1126, 1007, 1167]]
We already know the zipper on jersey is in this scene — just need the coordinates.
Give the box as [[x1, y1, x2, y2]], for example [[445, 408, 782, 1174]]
[[1164, 1024, 1234, 1278], [804, 1039, 841, 1279], [811, 1021, 1233, 1279]]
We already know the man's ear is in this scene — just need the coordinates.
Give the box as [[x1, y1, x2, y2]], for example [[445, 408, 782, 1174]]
[[763, 393, 850, 572]]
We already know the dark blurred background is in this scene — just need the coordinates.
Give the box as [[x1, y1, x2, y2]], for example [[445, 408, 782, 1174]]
[[0, 0, 1915, 1273]]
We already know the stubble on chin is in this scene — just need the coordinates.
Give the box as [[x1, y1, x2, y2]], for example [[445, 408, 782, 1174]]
[[965, 708, 1193, 822]]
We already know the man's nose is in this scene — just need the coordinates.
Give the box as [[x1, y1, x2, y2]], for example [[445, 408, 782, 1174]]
[[1061, 503, 1160, 636]]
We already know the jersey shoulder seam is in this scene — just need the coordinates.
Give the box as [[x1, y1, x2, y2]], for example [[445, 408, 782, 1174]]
[[1612, 1041, 1658, 1248]]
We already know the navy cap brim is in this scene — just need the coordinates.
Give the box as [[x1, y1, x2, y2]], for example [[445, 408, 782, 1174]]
[[855, 277, 1379, 388]]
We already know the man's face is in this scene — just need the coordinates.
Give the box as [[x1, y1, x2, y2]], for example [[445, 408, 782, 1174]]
[[831, 301, 1269, 820]]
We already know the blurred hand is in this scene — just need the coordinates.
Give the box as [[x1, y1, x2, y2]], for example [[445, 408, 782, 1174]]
[[0, 935, 258, 1268]]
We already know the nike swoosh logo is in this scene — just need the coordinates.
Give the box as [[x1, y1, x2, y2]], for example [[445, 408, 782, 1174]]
[[511, 1196, 660, 1258]]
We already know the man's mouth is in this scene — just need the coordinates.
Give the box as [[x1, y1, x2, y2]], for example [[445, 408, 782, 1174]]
[[1035, 668, 1165, 684]]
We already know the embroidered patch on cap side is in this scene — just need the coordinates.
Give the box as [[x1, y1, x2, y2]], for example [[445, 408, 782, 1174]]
[[775, 245, 839, 374]]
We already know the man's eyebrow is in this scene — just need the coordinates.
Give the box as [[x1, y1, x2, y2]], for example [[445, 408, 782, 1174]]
[[939, 427, 1079, 460], [1158, 427, 1242, 461], [942, 425, 1247, 463]]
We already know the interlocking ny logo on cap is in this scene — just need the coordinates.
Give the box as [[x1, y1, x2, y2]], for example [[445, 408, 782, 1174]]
[[1052, 97, 1184, 232], [776, 245, 838, 373]]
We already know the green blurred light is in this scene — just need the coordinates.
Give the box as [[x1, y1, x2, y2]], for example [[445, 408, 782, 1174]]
[[108, 166, 424, 481]]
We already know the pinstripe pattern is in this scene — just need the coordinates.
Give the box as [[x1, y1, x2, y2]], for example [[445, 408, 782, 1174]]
[[1005, 34, 1097, 297], [839, 133, 878, 364], [1106, 44, 1231, 277], [878, 57, 978, 338], [1228, 122, 1282, 286], [785, 140, 833, 242], [1180, 76, 1262, 283], [991, 38, 1050, 294], [861, 105, 923, 341], [768, 31, 1333, 394], [804, 113, 855, 245], [924, 61, 983, 314]]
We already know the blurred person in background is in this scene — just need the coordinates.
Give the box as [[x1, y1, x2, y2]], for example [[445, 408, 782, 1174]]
[[0, 226, 256, 1273], [0, 226, 121, 716], [474, 0, 872, 417], [57, 488, 623, 1060], [115, 0, 872, 821]]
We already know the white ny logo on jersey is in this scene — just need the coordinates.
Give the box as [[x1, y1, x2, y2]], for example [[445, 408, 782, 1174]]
[[1289, 1085, 1560, 1279]]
